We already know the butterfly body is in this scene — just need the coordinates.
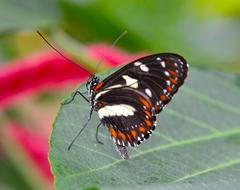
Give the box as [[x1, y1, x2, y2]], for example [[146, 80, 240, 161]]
[[86, 53, 188, 153]]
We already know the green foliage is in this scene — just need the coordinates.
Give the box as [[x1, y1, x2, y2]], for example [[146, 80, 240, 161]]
[[50, 67, 240, 189], [0, 0, 60, 32], [0, 157, 31, 190], [59, 0, 240, 73], [0, 0, 240, 72]]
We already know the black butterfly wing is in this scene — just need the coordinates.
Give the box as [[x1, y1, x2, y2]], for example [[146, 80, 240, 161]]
[[93, 53, 188, 146], [96, 88, 156, 146]]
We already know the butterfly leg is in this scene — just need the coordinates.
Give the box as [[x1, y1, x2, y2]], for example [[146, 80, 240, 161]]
[[67, 107, 94, 150], [62, 91, 89, 105], [115, 144, 129, 160], [95, 122, 104, 145]]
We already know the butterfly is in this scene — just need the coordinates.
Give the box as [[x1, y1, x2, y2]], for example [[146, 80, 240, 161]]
[[65, 53, 188, 159]]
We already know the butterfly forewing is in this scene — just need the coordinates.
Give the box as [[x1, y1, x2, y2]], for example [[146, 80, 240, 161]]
[[93, 53, 188, 147]]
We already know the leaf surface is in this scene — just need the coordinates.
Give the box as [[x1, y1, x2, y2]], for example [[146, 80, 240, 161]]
[[50, 67, 240, 190]]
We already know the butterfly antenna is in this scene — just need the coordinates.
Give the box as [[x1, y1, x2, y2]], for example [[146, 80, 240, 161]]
[[111, 30, 128, 48], [36, 30, 91, 74], [95, 30, 128, 73]]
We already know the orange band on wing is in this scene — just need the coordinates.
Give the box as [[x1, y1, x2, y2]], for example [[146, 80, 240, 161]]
[[166, 69, 178, 77], [144, 119, 152, 127], [109, 127, 117, 138], [131, 130, 137, 138], [94, 82, 103, 91], [139, 97, 151, 109], [169, 78, 177, 85], [166, 86, 173, 93], [118, 130, 126, 141], [160, 95, 167, 101], [143, 110, 152, 118], [138, 126, 146, 133], [127, 133, 132, 142]]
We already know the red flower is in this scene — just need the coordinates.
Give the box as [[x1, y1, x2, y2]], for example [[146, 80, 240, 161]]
[[6, 123, 53, 182], [0, 51, 89, 108]]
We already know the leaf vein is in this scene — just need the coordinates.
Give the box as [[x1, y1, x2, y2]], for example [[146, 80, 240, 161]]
[[64, 128, 240, 179], [174, 158, 240, 182], [183, 87, 240, 115], [166, 109, 221, 134]]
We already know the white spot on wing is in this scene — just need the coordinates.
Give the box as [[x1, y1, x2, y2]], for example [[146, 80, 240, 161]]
[[134, 61, 142, 66], [98, 104, 136, 119], [95, 90, 109, 100], [145, 88, 152, 97], [122, 75, 138, 88], [166, 80, 171, 85], [160, 61, 166, 68], [156, 57, 161, 61], [140, 64, 149, 72], [178, 58, 184, 65], [164, 71, 170, 76], [106, 84, 123, 89]]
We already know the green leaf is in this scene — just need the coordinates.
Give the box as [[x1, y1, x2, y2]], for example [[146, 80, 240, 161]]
[[50, 67, 240, 190], [0, 0, 60, 32]]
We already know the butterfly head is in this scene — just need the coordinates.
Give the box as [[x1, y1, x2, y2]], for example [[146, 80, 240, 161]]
[[86, 74, 99, 99]]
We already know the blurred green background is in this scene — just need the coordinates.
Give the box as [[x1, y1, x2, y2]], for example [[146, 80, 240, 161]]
[[1, 0, 240, 72], [0, 0, 239, 189]]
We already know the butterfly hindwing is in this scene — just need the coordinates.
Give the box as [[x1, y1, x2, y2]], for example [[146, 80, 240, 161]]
[[93, 53, 188, 147], [97, 89, 156, 146]]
